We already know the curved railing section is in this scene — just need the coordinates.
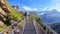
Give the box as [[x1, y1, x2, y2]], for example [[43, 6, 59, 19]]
[[0, 18, 26, 34], [34, 18, 58, 34]]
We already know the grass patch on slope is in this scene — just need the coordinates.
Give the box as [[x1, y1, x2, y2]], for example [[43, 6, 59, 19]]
[[4, 0, 22, 20], [29, 14, 39, 19]]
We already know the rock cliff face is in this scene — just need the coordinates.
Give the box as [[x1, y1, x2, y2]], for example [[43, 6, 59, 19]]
[[0, 21, 4, 27], [0, 0, 22, 33], [0, 7, 7, 16], [0, 0, 11, 31], [0, 7, 7, 31], [0, 0, 10, 13]]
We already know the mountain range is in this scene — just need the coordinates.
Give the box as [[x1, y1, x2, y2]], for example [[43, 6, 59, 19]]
[[49, 22, 60, 34], [37, 9, 60, 24]]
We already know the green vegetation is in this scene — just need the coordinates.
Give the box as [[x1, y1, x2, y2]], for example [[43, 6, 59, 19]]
[[0, 0, 23, 31], [0, 21, 7, 31], [4, 0, 22, 20], [36, 18, 45, 28], [29, 14, 39, 19], [29, 14, 42, 25], [7, 12, 22, 20]]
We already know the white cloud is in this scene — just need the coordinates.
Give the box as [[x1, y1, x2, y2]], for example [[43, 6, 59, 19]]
[[40, 13, 46, 15], [41, 0, 60, 11], [22, 6, 32, 11], [32, 8, 38, 11], [38, 12, 47, 15], [22, 6, 38, 11], [46, 0, 60, 11], [47, 3, 60, 11], [43, 7, 48, 11], [52, 4, 60, 11]]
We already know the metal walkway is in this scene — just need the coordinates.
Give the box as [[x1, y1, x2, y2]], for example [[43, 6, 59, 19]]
[[23, 21, 37, 34]]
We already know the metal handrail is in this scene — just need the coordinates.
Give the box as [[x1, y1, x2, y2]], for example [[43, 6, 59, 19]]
[[0, 18, 24, 34], [33, 19, 47, 34], [45, 25, 58, 34], [36, 19, 58, 34]]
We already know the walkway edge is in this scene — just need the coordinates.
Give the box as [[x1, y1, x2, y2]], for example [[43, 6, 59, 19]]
[[33, 19, 47, 34]]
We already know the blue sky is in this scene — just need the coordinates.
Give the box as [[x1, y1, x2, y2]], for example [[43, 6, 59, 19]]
[[7, 0, 60, 11]]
